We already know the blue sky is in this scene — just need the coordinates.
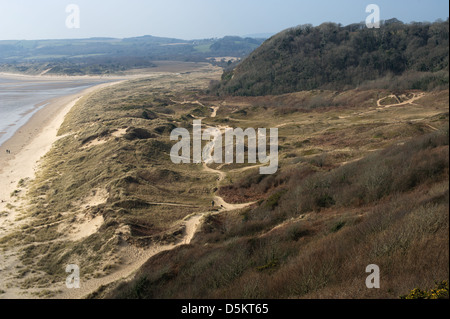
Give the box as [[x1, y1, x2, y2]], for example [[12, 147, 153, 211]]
[[0, 0, 448, 40]]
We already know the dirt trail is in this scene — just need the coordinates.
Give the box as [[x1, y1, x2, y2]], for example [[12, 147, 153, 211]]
[[338, 92, 426, 119], [276, 122, 293, 128], [56, 213, 204, 299], [0, 97, 254, 299], [202, 121, 257, 210], [203, 160, 257, 211], [170, 99, 205, 107], [203, 162, 227, 182], [376, 93, 425, 109], [56, 158, 252, 299], [211, 106, 219, 118], [170, 99, 219, 120], [0, 81, 125, 299], [53, 103, 255, 299], [147, 202, 199, 208]]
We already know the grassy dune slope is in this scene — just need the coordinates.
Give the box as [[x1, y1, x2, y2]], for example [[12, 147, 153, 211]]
[[0, 67, 225, 295], [0, 63, 447, 298], [105, 88, 448, 299]]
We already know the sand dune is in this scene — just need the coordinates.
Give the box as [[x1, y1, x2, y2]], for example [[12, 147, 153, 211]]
[[0, 81, 124, 299]]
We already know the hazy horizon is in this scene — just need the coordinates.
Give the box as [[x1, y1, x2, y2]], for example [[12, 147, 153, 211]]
[[0, 0, 448, 41]]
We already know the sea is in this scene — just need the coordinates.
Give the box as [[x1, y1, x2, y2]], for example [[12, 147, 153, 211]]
[[0, 76, 107, 147]]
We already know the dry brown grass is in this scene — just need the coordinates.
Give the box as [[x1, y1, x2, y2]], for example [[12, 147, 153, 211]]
[[0, 69, 223, 291], [1, 65, 447, 299], [106, 123, 449, 299]]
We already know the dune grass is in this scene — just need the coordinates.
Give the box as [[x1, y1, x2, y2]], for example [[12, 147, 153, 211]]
[[108, 128, 448, 299], [0, 64, 447, 298], [104, 88, 448, 299]]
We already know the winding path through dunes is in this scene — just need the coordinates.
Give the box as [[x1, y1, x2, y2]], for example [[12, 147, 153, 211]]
[[1, 98, 257, 299], [57, 213, 205, 299], [338, 92, 426, 119], [170, 98, 206, 108], [376, 92, 425, 108], [210, 106, 219, 118], [54, 103, 256, 299]]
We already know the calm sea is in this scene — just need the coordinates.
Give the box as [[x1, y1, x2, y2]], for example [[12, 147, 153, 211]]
[[0, 77, 107, 146]]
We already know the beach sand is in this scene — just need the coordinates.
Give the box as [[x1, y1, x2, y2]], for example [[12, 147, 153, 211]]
[[0, 80, 123, 229], [0, 64, 221, 298], [0, 80, 126, 298], [0, 62, 211, 82]]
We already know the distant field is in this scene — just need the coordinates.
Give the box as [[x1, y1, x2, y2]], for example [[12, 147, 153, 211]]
[[0, 35, 266, 76], [141, 61, 212, 73], [194, 44, 212, 53]]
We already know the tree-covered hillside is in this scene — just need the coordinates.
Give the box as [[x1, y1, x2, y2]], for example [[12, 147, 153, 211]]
[[213, 19, 449, 96]]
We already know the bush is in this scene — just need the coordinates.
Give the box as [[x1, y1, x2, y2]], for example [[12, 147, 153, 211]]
[[214, 20, 449, 96], [265, 190, 287, 210], [330, 221, 346, 233], [401, 281, 449, 299], [295, 129, 449, 212]]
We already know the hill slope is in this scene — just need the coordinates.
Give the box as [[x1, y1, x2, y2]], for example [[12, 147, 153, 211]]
[[213, 19, 449, 96], [104, 89, 449, 299]]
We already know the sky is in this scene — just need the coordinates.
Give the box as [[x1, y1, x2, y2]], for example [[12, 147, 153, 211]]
[[0, 0, 448, 40]]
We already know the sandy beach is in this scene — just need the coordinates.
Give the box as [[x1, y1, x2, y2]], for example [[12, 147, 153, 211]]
[[0, 65, 221, 298], [0, 79, 127, 298], [0, 80, 123, 228], [0, 62, 211, 82], [0, 71, 128, 82]]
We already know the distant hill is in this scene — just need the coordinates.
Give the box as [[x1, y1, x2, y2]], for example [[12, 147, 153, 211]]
[[209, 36, 263, 56], [212, 19, 449, 96], [243, 33, 275, 39], [0, 35, 265, 75]]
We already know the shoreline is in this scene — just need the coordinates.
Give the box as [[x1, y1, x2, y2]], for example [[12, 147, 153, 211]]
[[0, 101, 50, 148], [0, 71, 130, 82], [0, 80, 124, 226], [0, 80, 125, 299], [0, 62, 213, 82], [0, 64, 220, 298]]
